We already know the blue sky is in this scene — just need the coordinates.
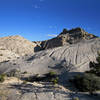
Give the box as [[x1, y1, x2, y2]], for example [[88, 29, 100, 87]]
[[0, 0, 100, 41]]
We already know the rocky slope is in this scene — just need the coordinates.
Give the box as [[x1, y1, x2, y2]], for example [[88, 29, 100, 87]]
[[0, 35, 36, 56], [0, 35, 37, 62], [0, 46, 19, 62]]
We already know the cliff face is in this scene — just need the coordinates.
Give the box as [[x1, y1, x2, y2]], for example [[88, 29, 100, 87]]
[[35, 28, 97, 50]]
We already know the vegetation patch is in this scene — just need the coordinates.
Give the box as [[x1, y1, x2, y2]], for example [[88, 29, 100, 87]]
[[71, 53, 100, 95], [0, 74, 6, 83], [0, 54, 3, 56], [24, 71, 59, 84]]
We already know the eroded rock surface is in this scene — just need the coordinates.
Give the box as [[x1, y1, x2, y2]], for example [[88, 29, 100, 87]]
[[0, 78, 99, 100], [0, 35, 36, 56]]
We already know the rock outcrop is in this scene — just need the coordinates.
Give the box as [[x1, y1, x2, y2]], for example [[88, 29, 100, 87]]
[[34, 28, 97, 50]]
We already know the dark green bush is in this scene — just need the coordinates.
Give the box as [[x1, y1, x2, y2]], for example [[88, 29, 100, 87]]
[[72, 53, 100, 94], [25, 71, 59, 84], [45, 71, 57, 78], [73, 73, 100, 93], [51, 77, 59, 85], [88, 54, 100, 76], [72, 97, 80, 100], [26, 74, 41, 82], [0, 74, 6, 82], [22, 71, 28, 74]]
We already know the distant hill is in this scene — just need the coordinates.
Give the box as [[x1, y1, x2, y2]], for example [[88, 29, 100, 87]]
[[0, 35, 37, 62], [0, 35, 36, 56]]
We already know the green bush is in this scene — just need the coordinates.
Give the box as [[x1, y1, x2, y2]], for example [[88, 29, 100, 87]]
[[22, 71, 28, 74], [0, 74, 6, 82], [26, 74, 41, 82], [88, 53, 100, 76], [72, 53, 100, 94], [72, 97, 80, 100], [73, 73, 100, 93], [25, 71, 59, 84], [51, 77, 59, 85], [45, 71, 57, 78]]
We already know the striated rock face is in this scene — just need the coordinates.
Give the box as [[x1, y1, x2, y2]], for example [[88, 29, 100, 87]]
[[36, 28, 97, 50], [1, 38, 100, 74], [0, 35, 36, 56]]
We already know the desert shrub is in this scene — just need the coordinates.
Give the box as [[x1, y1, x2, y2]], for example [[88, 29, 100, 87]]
[[22, 80, 27, 84], [0, 48, 6, 50], [51, 77, 59, 85], [72, 97, 80, 100], [88, 54, 100, 76], [0, 74, 6, 82], [45, 71, 59, 84], [0, 54, 3, 56], [26, 74, 42, 82], [72, 53, 100, 94], [25, 71, 59, 84], [45, 71, 57, 78], [73, 73, 100, 93], [22, 71, 28, 74]]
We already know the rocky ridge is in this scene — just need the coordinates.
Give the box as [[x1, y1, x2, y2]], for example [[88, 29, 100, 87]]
[[34, 27, 97, 50]]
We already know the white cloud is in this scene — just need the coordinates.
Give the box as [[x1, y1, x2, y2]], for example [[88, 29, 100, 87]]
[[47, 34, 57, 37], [32, 4, 40, 9], [49, 26, 57, 29]]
